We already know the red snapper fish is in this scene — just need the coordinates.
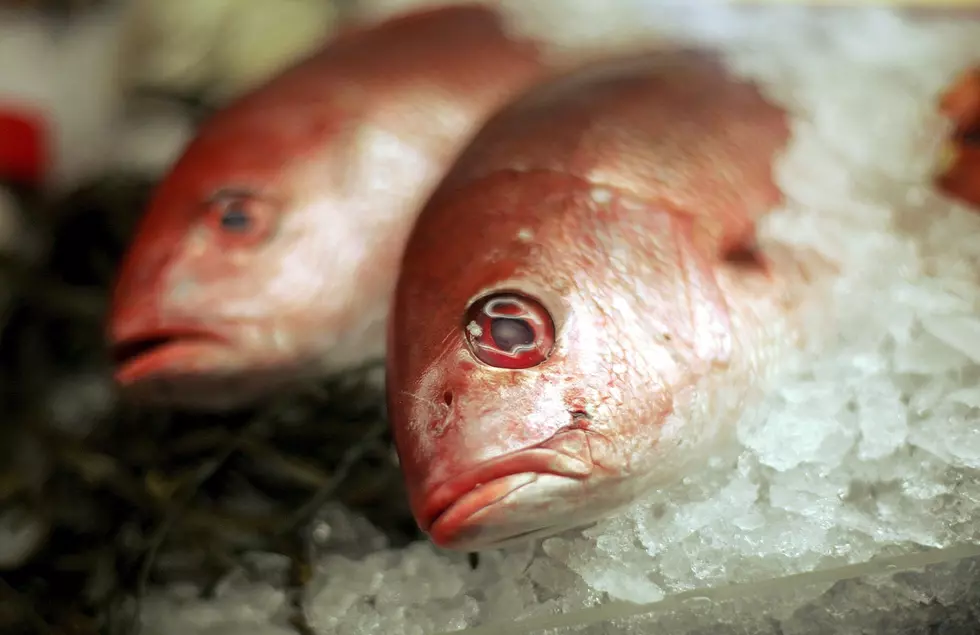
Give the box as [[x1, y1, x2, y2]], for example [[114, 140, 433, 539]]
[[387, 50, 830, 551], [107, 4, 550, 409]]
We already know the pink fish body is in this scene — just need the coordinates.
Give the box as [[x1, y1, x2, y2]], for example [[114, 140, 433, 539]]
[[107, 4, 550, 409], [387, 50, 825, 551]]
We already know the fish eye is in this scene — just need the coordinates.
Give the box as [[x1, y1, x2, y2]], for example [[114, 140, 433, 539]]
[[219, 202, 252, 232], [204, 189, 279, 248], [462, 291, 555, 369]]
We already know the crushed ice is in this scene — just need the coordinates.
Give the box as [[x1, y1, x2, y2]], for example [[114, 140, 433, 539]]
[[135, 4, 980, 635]]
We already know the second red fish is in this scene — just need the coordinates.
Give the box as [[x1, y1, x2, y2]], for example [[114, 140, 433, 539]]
[[107, 5, 551, 409]]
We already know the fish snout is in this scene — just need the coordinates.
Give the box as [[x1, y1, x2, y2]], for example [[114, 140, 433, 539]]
[[108, 287, 161, 348], [416, 428, 610, 551], [109, 289, 179, 371], [107, 287, 236, 403]]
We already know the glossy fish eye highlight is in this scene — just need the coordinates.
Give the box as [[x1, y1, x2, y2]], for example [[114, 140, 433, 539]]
[[203, 189, 279, 248], [463, 292, 555, 369]]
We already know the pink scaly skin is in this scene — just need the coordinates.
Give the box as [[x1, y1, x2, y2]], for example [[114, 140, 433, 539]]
[[387, 50, 831, 552], [107, 4, 551, 410]]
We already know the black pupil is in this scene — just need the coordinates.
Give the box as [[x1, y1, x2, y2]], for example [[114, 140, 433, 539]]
[[490, 317, 534, 352], [220, 203, 252, 231]]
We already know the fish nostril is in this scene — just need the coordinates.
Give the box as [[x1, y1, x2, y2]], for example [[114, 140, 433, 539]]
[[443, 390, 453, 407]]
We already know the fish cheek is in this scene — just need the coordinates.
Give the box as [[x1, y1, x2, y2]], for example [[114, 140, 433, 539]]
[[163, 223, 270, 319], [575, 341, 674, 476], [407, 344, 479, 443], [159, 228, 218, 308]]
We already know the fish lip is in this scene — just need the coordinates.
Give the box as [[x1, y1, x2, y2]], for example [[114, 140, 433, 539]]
[[419, 436, 596, 548], [426, 472, 585, 551], [110, 327, 230, 385]]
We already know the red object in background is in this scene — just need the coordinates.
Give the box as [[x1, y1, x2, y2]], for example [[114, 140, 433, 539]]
[[937, 145, 980, 209], [939, 68, 980, 135], [936, 68, 980, 210], [0, 107, 48, 189]]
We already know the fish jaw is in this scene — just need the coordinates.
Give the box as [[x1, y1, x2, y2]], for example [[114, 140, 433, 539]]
[[109, 314, 257, 409], [112, 326, 231, 384], [416, 427, 635, 551], [109, 290, 303, 410], [110, 345, 303, 410], [427, 473, 590, 551], [109, 284, 388, 409]]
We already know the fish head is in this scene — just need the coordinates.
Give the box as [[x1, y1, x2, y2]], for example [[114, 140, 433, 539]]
[[388, 171, 678, 552], [107, 4, 552, 410], [107, 96, 384, 409]]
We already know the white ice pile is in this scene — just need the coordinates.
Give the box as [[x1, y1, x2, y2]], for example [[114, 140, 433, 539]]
[[137, 5, 980, 635], [538, 546, 980, 635]]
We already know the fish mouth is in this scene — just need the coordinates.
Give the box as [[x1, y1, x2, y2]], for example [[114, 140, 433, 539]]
[[420, 431, 597, 551], [111, 327, 230, 386]]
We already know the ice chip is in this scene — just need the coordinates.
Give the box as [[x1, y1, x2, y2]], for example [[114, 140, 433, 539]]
[[740, 383, 854, 471], [855, 379, 909, 460], [946, 387, 980, 409], [919, 314, 980, 364]]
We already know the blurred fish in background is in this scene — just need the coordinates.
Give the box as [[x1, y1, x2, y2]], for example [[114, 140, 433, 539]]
[[935, 65, 980, 210]]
